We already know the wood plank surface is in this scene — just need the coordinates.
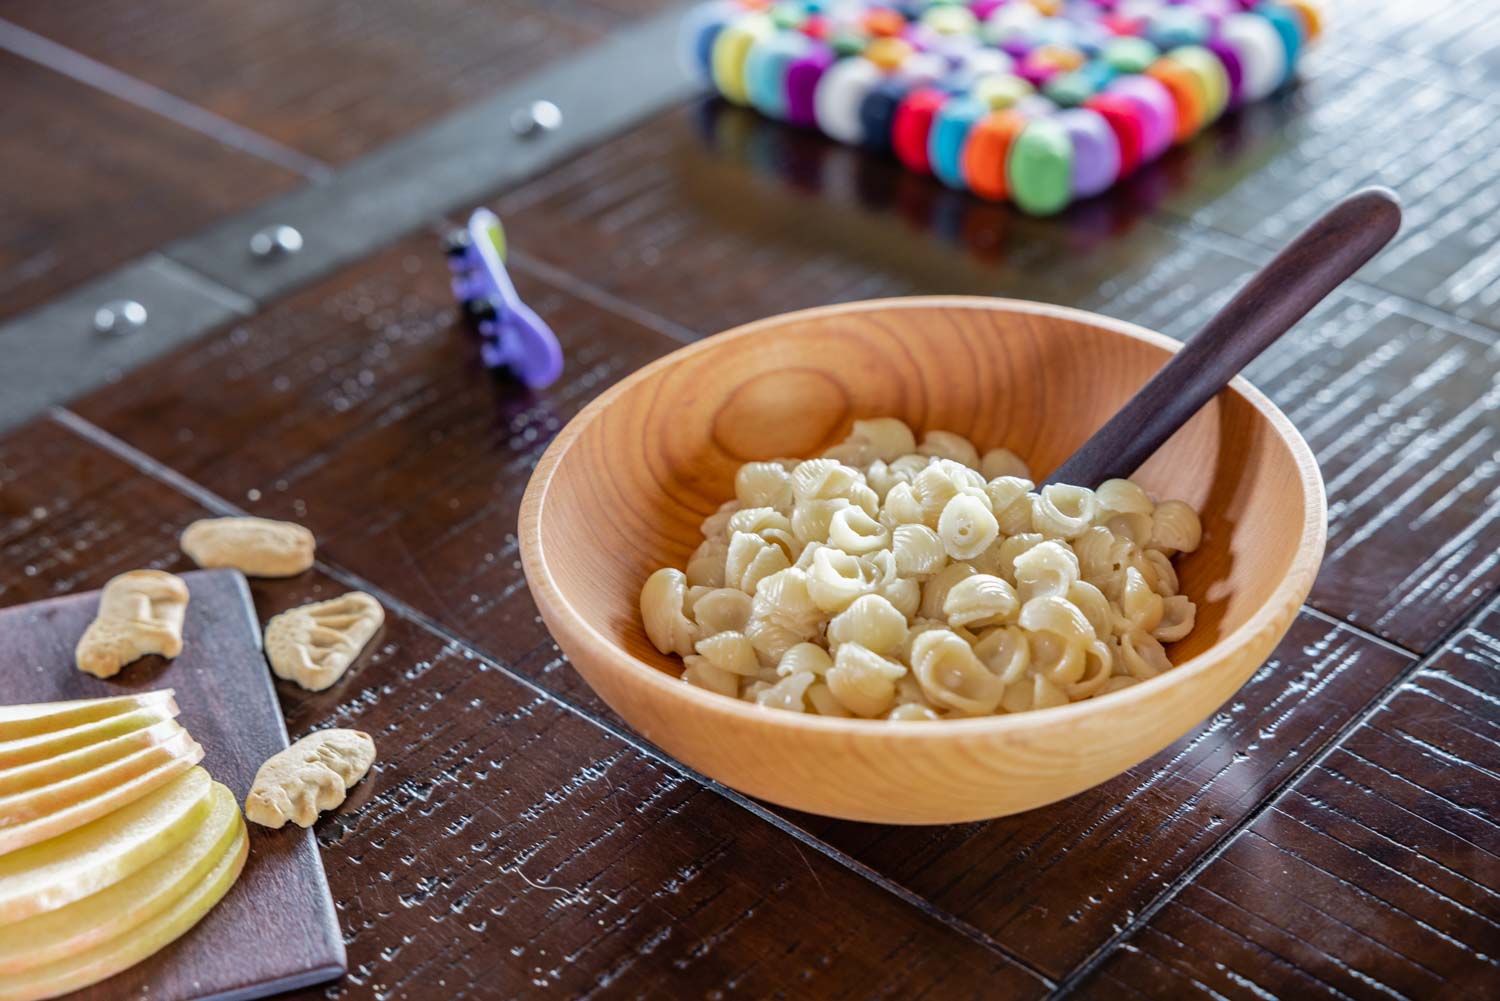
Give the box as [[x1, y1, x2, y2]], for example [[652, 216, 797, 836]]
[[1078, 595, 1500, 1000], [0, 568, 345, 1001], [0, 0, 680, 165], [0, 52, 297, 322], [0, 416, 1048, 1000], [58, 227, 1439, 977]]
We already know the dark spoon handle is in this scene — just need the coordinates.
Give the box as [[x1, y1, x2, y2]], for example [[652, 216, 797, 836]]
[[1044, 187, 1402, 489]]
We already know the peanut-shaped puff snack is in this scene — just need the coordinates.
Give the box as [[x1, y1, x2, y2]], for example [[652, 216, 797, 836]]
[[180, 516, 315, 577]]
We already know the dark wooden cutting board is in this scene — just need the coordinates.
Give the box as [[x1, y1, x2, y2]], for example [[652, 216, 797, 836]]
[[0, 568, 345, 1001]]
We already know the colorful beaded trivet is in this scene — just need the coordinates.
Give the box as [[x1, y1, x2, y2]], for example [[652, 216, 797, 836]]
[[682, 0, 1319, 215]]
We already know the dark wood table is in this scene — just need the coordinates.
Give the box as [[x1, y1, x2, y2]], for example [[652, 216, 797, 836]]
[[1, 1, 1496, 997]]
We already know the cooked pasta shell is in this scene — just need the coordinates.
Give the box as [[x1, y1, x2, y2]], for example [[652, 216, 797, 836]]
[[879, 482, 926, 528], [753, 671, 816, 712], [972, 625, 1031, 684], [805, 681, 851, 717], [910, 629, 1004, 716], [792, 498, 851, 545], [917, 430, 980, 469], [694, 631, 761, 676], [1115, 630, 1173, 679], [1149, 500, 1203, 554], [1031, 484, 1097, 540], [891, 524, 945, 578], [1013, 540, 1081, 602], [887, 703, 942, 721], [686, 538, 728, 588], [750, 568, 822, 633], [807, 547, 878, 614], [700, 500, 741, 542], [1116, 567, 1165, 634], [880, 576, 921, 619], [777, 642, 834, 678], [994, 533, 1046, 586], [640, 568, 697, 657], [986, 476, 1036, 535], [847, 417, 917, 462], [942, 573, 1019, 629], [825, 643, 906, 718], [681, 655, 738, 697], [1066, 581, 1115, 640], [938, 494, 999, 561], [827, 594, 908, 655], [1153, 595, 1197, 643], [691, 588, 753, 637], [1000, 673, 1069, 713], [1018, 595, 1097, 643], [725, 532, 791, 593], [980, 447, 1030, 481], [735, 462, 795, 510], [827, 506, 890, 555], [915, 562, 973, 620], [791, 458, 863, 503]]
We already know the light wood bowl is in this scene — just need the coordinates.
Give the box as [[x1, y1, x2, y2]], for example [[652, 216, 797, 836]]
[[519, 298, 1325, 824]]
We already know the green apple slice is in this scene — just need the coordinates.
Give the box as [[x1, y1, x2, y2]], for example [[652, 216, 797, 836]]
[[0, 692, 175, 743], [0, 816, 247, 1001], [0, 742, 204, 857], [0, 729, 200, 829], [0, 720, 186, 798], [0, 703, 180, 771], [0, 766, 211, 923], [0, 782, 242, 974]]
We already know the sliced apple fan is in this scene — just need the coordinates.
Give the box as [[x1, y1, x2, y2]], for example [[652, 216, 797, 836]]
[[0, 692, 247, 1001]]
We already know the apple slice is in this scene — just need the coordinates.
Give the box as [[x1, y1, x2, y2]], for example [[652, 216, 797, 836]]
[[0, 782, 242, 974], [0, 729, 200, 829], [0, 815, 247, 1001], [0, 740, 204, 857], [0, 703, 180, 771], [0, 720, 186, 798], [0, 766, 211, 923], [0, 692, 175, 743]]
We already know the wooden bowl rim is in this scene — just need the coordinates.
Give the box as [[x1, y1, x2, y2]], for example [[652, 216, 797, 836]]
[[520, 296, 1327, 739]]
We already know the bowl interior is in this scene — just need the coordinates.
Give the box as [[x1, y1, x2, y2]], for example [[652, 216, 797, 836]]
[[535, 298, 1317, 686]]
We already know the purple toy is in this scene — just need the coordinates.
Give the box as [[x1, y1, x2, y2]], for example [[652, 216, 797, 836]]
[[446, 208, 563, 389]]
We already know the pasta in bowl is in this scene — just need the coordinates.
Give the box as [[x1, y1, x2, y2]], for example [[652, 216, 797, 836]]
[[641, 421, 1205, 720], [520, 297, 1325, 823]]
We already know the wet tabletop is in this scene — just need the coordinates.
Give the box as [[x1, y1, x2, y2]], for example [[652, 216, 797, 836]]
[[2, 0, 1499, 997]]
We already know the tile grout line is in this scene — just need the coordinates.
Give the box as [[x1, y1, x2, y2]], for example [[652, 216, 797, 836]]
[[47, 406, 1058, 990], [1045, 582, 1500, 999], [0, 18, 333, 182]]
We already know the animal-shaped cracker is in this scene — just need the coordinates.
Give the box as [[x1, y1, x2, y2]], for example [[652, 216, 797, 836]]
[[180, 516, 315, 577], [75, 570, 191, 678], [245, 728, 376, 829], [264, 592, 384, 691]]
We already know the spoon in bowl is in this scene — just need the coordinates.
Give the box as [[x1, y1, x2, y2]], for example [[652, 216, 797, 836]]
[[1044, 187, 1403, 488]]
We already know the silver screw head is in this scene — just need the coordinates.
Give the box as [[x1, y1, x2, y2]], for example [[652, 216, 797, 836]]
[[510, 100, 562, 138], [249, 224, 304, 259], [93, 300, 147, 335]]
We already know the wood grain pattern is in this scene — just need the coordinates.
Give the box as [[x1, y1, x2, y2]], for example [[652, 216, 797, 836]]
[[492, 104, 1500, 652], [0, 417, 1049, 1000], [0, 52, 297, 321], [0, 570, 344, 1001], [1078, 594, 1500, 999], [1156, 34, 1500, 334], [0, 0, 678, 165]]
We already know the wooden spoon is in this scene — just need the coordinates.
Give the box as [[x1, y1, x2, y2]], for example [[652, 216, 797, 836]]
[[1044, 187, 1402, 488]]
